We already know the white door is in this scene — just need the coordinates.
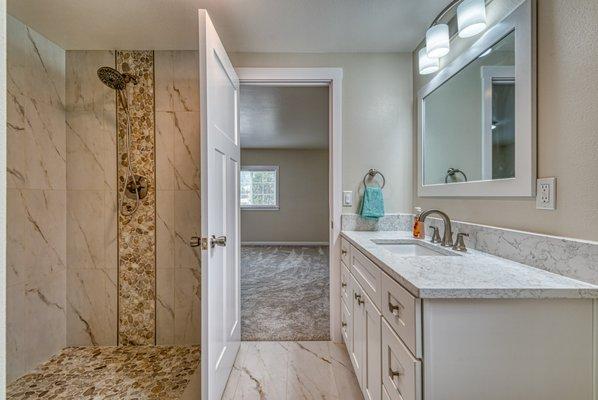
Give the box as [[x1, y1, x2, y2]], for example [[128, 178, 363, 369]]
[[199, 9, 241, 400]]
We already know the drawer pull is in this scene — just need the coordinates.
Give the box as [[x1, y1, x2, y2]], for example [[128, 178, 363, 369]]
[[388, 302, 401, 317], [389, 368, 401, 380], [354, 293, 364, 305]]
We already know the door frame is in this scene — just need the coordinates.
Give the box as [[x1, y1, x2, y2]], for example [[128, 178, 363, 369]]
[[236, 67, 343, 342]]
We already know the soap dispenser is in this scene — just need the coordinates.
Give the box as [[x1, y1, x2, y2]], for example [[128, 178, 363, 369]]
[[413, 207, 424, 239]]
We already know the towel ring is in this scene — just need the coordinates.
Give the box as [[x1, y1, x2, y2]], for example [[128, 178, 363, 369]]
[[445, 168, 468, 183], [363, 169, 385, 189]]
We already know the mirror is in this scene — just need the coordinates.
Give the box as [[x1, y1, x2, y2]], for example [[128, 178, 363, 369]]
[[423, 31, 515, 185], [418, 0, 536, 197]]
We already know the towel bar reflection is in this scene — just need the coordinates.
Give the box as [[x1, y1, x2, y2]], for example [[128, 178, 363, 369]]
[[363, 169, 386, 188]]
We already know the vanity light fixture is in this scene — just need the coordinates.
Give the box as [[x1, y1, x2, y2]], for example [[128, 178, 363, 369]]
[[426, 24, 450, 58], [457, 0, 487, 38], [420, 0, 488, 74], [419, 47, 440, 75]]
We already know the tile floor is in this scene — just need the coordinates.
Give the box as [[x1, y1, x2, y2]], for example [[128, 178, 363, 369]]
[[241, 246, 330, 341], [222, 341, 363, 400], [6, 346, 200, 399]]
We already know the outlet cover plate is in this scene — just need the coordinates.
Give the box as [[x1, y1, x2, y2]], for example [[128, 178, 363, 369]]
[[536, 177, 556, 210]]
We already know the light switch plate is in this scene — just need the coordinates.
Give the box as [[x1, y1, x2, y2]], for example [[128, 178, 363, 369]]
[[343, 191, 353, 207], [536, 177, 556, 210]]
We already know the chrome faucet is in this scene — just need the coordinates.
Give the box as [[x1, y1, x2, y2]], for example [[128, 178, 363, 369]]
[[419, 209, 453, 247]]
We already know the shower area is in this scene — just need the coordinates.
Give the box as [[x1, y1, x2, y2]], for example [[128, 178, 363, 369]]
[[6, 13, 202, 398]]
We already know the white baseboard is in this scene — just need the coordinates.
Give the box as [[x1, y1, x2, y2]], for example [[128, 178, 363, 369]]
[[241, 241, 329, 246]]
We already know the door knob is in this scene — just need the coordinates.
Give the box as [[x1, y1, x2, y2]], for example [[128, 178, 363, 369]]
[[210, 235, 227, 248]]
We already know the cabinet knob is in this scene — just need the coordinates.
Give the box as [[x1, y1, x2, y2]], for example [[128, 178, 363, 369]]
[[341, 282, 347, 288], [388, 302, 401, 317], [342, 322, 347, 328], [341, 249, 347, 255], [354, 293, 364, 305], [390, 369, 401, 380]]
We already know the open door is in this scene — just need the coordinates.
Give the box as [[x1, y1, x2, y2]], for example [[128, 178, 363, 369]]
[[198, 9, 241, 400]]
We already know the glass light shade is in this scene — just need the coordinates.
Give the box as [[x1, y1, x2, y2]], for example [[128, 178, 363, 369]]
[[418, 47, 439, 75], [457, 0, 487, 38], [426, 24, 450, 58]]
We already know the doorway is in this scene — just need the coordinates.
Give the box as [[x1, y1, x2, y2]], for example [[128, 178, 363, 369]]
[[239, 84, 330, 340], [236, 68, 343, 342]]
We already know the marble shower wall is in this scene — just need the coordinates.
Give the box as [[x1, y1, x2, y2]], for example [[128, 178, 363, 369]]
[[6, 16, 67, 383], [65, 50, 118, 346], [154, 51, 201, 345]]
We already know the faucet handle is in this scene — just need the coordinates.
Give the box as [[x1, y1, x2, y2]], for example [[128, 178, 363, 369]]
[[430, 226, 442, 244], [452, 232, 469, 252]]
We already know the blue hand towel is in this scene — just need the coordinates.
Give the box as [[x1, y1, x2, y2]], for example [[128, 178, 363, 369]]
[[359, 186, 385, 219]]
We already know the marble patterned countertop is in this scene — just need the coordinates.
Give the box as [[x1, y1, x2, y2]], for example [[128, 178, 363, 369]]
[[341, 230, 598, 299]]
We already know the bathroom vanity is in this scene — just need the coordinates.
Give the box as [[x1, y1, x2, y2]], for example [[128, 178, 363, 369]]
[[339, 230, 598, 400]]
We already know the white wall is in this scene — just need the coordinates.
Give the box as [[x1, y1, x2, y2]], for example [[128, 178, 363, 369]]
[[230, 52, 414, 215], [413, 0, 598, 242], [241, 149, 329, 243]]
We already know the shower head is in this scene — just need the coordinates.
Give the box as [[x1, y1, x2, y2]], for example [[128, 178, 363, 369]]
[[97, 66, 126, 90]]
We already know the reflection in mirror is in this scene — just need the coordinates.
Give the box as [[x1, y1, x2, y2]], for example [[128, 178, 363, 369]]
[[423, 31, 515, 185]]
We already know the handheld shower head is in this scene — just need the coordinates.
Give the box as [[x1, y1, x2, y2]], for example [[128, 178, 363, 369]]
[[97, 66, 126, 90]]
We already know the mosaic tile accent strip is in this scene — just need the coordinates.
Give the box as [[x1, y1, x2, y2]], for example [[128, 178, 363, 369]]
[[116, 50, 157, 345], [7, 345, 200, 400]]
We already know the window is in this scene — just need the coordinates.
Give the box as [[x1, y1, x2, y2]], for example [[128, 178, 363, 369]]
[[240, 166, 279, 210]]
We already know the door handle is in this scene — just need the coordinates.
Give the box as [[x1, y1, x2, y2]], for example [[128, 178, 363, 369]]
[[190, 236, 201, 247], [210, 235, 227, 248]]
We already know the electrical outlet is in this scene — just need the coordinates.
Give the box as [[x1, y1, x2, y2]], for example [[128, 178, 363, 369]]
[[536, 177, 556, 210], [343, 191, 353, 207]]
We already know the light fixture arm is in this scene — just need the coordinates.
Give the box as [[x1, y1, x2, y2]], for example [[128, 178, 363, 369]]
[[429, 0, 463, 28], [429, 0, 491, 28]]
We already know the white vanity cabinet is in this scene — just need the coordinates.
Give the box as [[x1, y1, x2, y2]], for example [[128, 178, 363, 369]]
[[339, 236, 597, 400]]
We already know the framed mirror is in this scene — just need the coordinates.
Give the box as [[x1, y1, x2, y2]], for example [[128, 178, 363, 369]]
[[418, 0, 536, 197]]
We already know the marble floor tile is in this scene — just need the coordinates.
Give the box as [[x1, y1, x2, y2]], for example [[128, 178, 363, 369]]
[[223, 341, 363, 400], [241, 246, 330, 341]]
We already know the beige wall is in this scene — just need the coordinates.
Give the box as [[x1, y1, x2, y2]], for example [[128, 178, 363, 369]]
[[230, 52, 414, 215], [241, 149, 329, 243], [413, 0, 598, 242]]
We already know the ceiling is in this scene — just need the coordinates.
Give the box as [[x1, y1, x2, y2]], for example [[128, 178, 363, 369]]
[[240, 86, 328, 149], [8, 0, 451, 52]]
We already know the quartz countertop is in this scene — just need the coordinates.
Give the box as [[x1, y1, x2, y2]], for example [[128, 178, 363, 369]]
[[341, 230, 598, 299]]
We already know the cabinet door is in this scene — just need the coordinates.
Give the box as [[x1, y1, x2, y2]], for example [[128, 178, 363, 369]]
[[341, 292, 353, 351], [350, 274, 366, 388], [363, 293, 382, 400]]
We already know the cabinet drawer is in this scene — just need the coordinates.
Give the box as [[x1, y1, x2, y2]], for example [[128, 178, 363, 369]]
[[381, 272, 422, 357], [381, 319, 422, 400], [351, 248, 382, 310], [341, 237, 351, 265], [341, 262, 351, 305]]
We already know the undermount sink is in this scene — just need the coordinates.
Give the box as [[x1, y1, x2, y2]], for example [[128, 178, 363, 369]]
[[371, 239, 459, 257]]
